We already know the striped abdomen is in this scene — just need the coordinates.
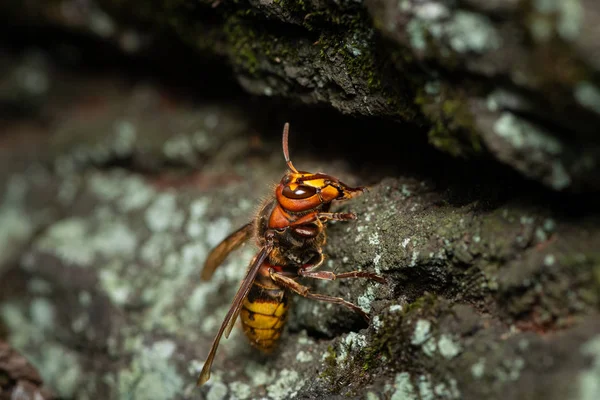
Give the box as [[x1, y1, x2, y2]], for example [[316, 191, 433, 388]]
[[241, 281, 289, 351]]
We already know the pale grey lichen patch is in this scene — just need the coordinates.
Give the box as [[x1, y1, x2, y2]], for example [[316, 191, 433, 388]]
[[422, 338, 438, 357], [229, 381, 252, 400], [139, 233, 176, 267], [35, 215, 138, 272], [492, 112, 572, 189], [1, 301, 82, 398], [207, 381, 228, 400], [38, 345, 83, 398], [471, 358, 486, 378], [535, 217, 556, 242], [368, 231, 380, 246], [118, 340, 184, 400], [1, 304, 32, 349], [390, 374, 460, 400], [0, 206, 34, 267], [138, 240, 209, 332], [434, 378, 461, 399], [186, 198, 210, 238], [494, 113, 562, 154], [244, 361, 276, 387], [296, 350, 314, 363], [389, 304, 403, 312], [212, 247, 254, 284], [87, 171, 154, 212], [36, 218, 95, 266], [366, 392, 380, 400], [113, 120, 137, 155], [411, 319, 432, 345], [0, 176, 42, 270], [99, 266, 131, 305], [187, 359, 204, 377], [358, 284, 378, 313], [88, 173, 123, 203], [406, 4, 500, 55], [182, 284, 213, 320], [89, 7, 116, 38], [445, 11, 501, 53], [179, 241, 209, 277], [531, 0, 583, 42], [556, 0, 583, 41], [206, 217, 233, 249], [411, 319, 439, 356], [438, 334, 462, 359], [387, 372, 416, 400], [495, 357, 525, 382], [94, 221, 138, 259], [144, 192, 185, 233], [29, 297, 55, 330], [12, 51, 50, 96], [163, 134, 197, 163], [266, 369, 305, 400], [57, 175, 81, 206], [550, 161, 572, 190], [417, 375, 434, 400], [337, 332, 367, 363], [297, 330, 315, 346], [372, 315, 383, 332], [575, 81, 600, 115], [192, 129, 212, 151], [118, 178, 155, 212], [578, 335, 600, 400]]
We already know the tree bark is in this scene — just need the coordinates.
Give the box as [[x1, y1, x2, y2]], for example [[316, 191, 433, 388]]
[[0, 2, 599, 400]]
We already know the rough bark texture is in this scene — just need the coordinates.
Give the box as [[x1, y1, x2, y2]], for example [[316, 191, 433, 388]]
[[0, 1, 599, 400], [0, 340, 54, 400], [2, 0, 600, 191]]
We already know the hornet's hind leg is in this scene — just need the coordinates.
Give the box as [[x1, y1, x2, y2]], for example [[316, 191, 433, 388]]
[[269, 269, 372, 321]]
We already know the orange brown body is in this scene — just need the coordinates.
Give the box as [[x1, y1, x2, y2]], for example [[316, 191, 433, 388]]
[[197, 123, 384, 386]]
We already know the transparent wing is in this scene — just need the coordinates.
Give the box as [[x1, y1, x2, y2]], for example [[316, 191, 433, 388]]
[[196, 243, 273, 386]]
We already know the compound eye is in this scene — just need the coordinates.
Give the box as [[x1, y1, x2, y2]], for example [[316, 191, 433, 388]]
[[282, 184, 317, 199]]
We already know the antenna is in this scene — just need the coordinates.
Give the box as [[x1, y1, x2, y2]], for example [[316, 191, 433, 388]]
[[282, 122, 298, 173]]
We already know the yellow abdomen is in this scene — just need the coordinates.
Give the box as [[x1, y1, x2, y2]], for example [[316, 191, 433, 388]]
[[241, 283, 289, 351]]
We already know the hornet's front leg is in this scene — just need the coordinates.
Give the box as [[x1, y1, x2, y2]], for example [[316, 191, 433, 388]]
[[288, 211, 357, 227], [269, 269, 370, 321]]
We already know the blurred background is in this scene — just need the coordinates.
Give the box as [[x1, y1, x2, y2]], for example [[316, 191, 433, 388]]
[[1, 1, 599, 399]]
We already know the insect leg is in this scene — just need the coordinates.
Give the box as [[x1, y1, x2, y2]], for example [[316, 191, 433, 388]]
[[287, 211, 357, 228], [316, 212, 357, 222], [269, 270, 369, 321], [299, 269, 386, 284]]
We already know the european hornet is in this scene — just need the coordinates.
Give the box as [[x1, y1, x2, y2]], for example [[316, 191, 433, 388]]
[[197, 123, 384, 386]]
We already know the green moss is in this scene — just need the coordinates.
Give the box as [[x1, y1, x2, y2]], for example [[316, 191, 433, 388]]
[[319, 345, 338, 383], [405, 294, 440, 316], [223, 15, 261, 75], [315, 20, 414, 118], [416, 84, 482, 157]]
